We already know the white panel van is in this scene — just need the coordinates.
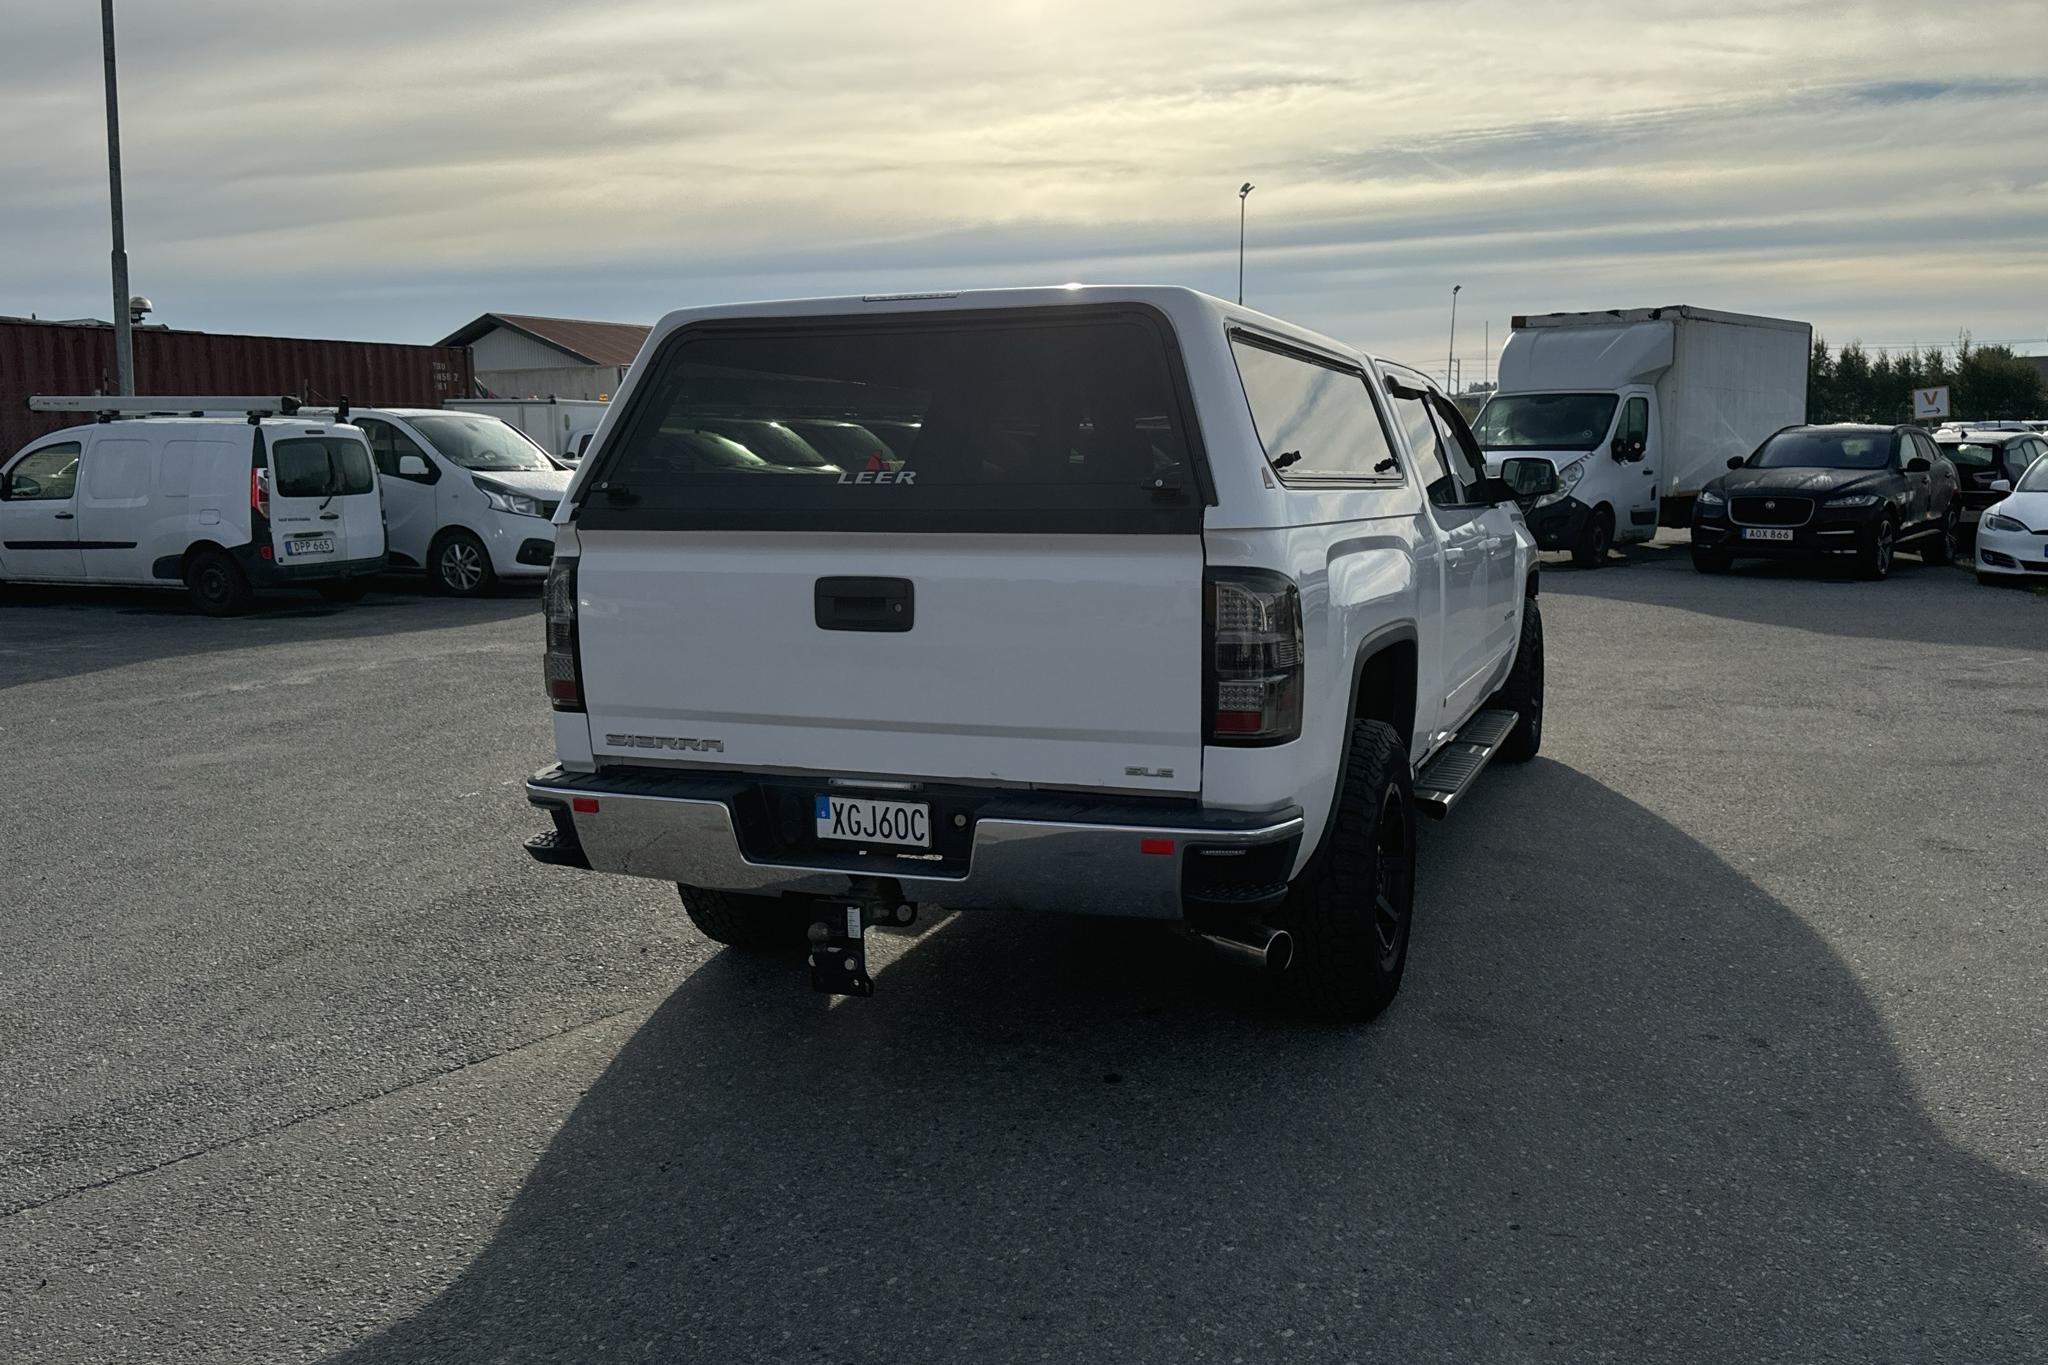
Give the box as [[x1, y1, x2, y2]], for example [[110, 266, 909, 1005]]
[[311, 407, 569, 595], [0, 413, 385, 614]]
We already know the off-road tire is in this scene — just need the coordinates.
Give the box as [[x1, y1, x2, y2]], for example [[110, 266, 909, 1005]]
[[1691, 545, 1731, 574], [185, 548, 253, 616], [1860, 517, 1895, 581], [1486, 597, 1544, 762], [1921, 507, 1960, 565], [1571, 506, 1613, 568], [429, 530, 496, 597], [677, 885, 817, 952], [1279, 718, 1417, 1023]]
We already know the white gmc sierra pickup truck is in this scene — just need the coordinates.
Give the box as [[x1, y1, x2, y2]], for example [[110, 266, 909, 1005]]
[[523, 286, 1556, 1021]]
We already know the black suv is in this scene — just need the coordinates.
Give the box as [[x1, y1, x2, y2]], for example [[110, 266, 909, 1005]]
[[1691, 424, 1961, 579], [1936, 428, 2048, 532]]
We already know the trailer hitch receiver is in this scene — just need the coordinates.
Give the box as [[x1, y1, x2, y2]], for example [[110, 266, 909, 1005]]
[[808, 905, 874, 997]]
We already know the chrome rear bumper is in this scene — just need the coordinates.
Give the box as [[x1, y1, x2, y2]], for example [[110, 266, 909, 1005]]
[[525, 766, 1302, 921]]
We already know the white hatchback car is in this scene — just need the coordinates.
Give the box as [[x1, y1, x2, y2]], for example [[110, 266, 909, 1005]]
[[1975, 452, 2048, 585], [307, 408, 571, 594]]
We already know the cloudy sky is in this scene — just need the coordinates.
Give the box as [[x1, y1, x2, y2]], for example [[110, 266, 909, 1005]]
[[3, 0, 2044, 381]]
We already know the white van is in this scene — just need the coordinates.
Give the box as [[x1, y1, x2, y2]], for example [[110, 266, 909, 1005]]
[[1, 401, 385, 615], [307, 407, 572, 595]]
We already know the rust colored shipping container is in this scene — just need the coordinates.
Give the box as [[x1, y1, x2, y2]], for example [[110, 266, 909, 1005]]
[[0, 318, 474, 455]]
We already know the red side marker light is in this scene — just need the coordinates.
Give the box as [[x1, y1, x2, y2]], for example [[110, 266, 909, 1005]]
[[571, 797, 599, 814], [1139, 837, 1174, 856]]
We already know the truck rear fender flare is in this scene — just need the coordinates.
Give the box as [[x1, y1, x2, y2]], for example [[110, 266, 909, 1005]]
[[1274, 621, 1419, 868], [1348, 621, 1420, 756]]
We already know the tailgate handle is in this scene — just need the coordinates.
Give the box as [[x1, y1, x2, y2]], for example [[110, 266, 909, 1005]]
[[815, 577, 913, 632]]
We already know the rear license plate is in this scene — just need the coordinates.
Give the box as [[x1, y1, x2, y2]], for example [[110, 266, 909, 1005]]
[[815, 795, 930, 847], [285, 536, 334, 556], [1742, 527, 1793, 542]]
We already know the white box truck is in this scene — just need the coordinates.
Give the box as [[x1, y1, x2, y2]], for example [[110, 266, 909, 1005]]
[[444, 397, 607, 464], [1475, 306, 1810, 565]]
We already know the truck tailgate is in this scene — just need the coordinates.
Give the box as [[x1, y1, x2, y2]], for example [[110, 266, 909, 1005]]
[[576, 529, 1203, 793]]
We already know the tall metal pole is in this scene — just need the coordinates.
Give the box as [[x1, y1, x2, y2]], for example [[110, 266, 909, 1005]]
[[1237, 183, 1254, 305], [1484, 320, 1490, 388], [102, 0, 134, 395], [1446, 285, 1461, 392]]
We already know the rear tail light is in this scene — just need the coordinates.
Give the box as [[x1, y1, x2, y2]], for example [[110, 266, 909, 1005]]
[[249, 468, 269, 520], [1204, 568, 1302, 745], [543, 556, 583, 711]]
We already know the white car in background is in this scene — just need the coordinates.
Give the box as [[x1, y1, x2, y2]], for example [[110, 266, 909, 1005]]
[[1975, 452, 2048, 586], [306, 407, 571, 595]]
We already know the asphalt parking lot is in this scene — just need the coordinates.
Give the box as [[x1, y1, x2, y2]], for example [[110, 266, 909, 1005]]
[[3, 542, 2045, 1363]]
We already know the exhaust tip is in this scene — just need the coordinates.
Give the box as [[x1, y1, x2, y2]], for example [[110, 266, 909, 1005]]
[[1196, 924, 1292, 973]]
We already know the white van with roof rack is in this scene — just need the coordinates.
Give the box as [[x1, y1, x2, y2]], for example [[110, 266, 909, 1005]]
[[520, 286, 1556, 1021], [299, 406, 571, 595], [2, 396, 384, 614]]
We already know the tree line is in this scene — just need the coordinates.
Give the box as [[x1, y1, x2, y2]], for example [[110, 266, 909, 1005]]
[[1809, 336, 2046, 423]]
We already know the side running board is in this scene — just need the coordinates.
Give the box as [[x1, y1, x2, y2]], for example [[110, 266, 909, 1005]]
[[1412, 708, 1518, 820]]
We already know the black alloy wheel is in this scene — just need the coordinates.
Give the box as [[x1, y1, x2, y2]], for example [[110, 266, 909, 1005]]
[[1861, 518, 1895, 581]]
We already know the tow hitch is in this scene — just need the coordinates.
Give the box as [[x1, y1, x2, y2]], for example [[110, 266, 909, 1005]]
[[807, 885, 916, 997]]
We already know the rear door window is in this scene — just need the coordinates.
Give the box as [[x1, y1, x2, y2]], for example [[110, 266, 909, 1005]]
[[590, 307, 1203, 533], [1230, 335, 1401, 484], [271, 438, 375, 497]]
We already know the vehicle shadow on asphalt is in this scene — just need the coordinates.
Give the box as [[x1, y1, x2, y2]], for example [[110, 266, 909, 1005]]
[[323, 762, 2047, 1364], [0, 579, 539, 690], [1543, 540, 2046, 649]]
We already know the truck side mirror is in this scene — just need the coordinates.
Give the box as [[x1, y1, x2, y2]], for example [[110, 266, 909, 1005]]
[[1497, 456, 1559, 500], [397, 454, 431, 478], [1611, 437, 1643, 462]]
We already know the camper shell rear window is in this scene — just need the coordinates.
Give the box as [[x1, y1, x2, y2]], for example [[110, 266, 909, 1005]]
[[577, 305, 1210, 534]]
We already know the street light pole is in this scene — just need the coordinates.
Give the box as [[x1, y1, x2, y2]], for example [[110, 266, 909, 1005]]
[[1237, 183, 1255, 305], [1446, 285, 1461, 394], [101, 0, 134, 395]]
